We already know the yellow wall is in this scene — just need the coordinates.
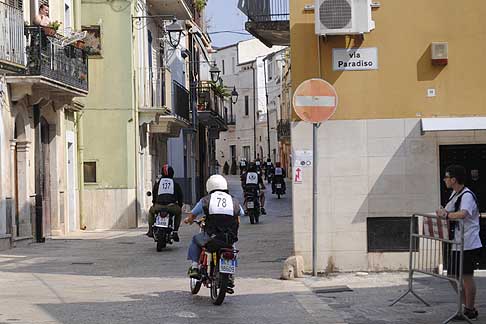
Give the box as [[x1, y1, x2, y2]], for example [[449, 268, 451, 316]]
[[291, 0, 486, 120]]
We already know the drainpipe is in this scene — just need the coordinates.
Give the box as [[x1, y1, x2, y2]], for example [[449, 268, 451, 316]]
[[252, 62, 256, 160], [76, 111, 86, 230]]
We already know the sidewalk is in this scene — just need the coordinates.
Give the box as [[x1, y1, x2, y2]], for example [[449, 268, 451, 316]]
[[300, 271, 486, 324]]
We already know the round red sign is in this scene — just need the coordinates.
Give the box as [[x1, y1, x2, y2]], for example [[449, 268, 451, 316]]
[[292, 78, 338, 123]]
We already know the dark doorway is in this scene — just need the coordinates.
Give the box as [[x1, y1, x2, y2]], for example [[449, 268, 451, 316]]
[[40, 117, 52, 238], [439, 144, 486, 268]]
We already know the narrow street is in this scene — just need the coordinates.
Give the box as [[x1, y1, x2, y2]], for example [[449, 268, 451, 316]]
[[0, 176, 330, 324]]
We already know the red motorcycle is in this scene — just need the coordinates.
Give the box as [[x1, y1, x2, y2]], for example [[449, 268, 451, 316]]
[[190, 219, 239, 305]]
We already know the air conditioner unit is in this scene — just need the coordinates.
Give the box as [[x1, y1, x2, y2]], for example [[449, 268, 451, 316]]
[[315, 0, 375, 36]]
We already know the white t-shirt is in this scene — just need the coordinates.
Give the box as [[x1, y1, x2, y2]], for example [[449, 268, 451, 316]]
[[445, 187, 482, 251]]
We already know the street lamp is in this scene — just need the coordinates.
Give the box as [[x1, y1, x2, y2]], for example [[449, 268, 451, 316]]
[[231, 86, 239, 104], [210, 62, 221, 82], [166, 18, 183, 48]]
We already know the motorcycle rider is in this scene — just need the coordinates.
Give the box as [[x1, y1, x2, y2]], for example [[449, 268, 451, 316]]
[[272, 162, 287, 194], [184, 175, 244, 279], [239, 158, 247, 175], [240, 162, 266, 215], [264, 158, 274, 182], [147, 164, 183, 241]]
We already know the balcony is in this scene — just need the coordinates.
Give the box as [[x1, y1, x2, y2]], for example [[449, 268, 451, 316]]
[[197, 81, 228, 135], [138, 67, 190, 137], [238, 0, 289, 47], [146, 0, 194, 20], [0, 1, 25, 73], [277, 119, 290, 141], [6, 26, 88, 97]]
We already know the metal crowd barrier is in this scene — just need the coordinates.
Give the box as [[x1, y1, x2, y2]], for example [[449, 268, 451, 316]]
[[390, 213, 472, 324]]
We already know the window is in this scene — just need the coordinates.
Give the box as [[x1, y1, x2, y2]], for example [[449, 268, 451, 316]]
[[243, 146, 250, 161], [222, 60, 225, 75], [84, 162, 97, 183], [367, 217, 418, 252], [268, 61, 273, 81], [244, 96, 249, 116]]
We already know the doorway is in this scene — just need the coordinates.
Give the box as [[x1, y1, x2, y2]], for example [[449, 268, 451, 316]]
[[67, 139, 76, 232], [40, 117, 52, 237], [439, 144, 486, 268]]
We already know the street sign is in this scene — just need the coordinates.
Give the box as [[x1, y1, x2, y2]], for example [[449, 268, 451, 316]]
[[294, 167, 302, 184], [292, 78, 338, 123], [292, 78, 339, 277]]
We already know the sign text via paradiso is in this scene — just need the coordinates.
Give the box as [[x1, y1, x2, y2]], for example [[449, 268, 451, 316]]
[[333, 48, 378, 71]]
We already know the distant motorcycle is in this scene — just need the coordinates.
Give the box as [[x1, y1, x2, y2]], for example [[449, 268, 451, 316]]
[[190, 219, 239, 305], [245, 189, 260, 224], [273, 180, 285, 199], [147, 192, 176, 252]]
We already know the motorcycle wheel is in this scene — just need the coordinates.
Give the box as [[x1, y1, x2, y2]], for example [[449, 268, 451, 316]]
[[255, 213, 259, 224], [277, 193, 281, 199], [156, 229, 167, 252], [249, 211, 255, 224], [190, 278, 202, 295], [210, 272, 229, 305]]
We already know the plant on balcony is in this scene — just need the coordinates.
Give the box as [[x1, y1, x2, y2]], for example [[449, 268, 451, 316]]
[[209, 81, 230, 98], [194, 0, 207, 12]]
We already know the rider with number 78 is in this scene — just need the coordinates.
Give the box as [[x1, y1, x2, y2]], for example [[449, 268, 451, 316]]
[[184, 175, 244, 279]]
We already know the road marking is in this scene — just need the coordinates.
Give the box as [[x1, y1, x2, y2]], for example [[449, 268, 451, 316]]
[[175, 311, 198, 318]]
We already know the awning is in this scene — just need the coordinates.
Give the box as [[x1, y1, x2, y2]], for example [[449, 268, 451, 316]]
[[421, 117, 486, 132]]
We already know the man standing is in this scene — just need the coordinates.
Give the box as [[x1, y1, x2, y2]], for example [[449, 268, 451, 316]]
[[33, 4, 51, 27], [436, 164, 482, 320]]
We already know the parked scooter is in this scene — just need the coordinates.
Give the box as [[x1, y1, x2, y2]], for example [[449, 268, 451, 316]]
[[146, 191, 175, 252]]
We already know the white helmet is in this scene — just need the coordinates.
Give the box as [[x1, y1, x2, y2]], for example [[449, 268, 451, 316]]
[[206, 174, 228, 193]]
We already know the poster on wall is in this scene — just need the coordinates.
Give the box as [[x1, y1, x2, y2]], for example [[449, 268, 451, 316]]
[[81, 25, 102, 57]]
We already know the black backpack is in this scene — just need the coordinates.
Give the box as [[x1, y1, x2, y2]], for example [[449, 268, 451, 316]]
[[449, 189, 480, 241]]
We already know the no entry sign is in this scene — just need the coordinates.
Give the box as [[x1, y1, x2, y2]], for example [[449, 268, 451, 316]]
[[292, 78, 338, 123]]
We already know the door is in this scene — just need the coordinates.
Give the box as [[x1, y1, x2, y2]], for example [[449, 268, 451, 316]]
[[67, 141, 76, 232], [40, 118, 51, 237], [439, 144, 486, 268]]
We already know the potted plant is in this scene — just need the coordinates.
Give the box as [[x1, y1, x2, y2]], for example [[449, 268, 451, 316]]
[[43, 21, 61, 36], [194, 0, 207, 12]]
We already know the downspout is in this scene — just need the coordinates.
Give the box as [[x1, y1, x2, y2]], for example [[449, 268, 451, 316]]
[[76, 111, 86, 230], [132, 10, 140, 227], [252, 62, 256, 160], [263, 56, 270, 159]]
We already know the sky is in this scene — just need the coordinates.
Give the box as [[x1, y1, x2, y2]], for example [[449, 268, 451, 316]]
[[205, 0, 254, 48]]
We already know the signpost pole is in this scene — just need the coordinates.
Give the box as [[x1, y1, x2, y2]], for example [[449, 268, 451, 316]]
[[312, 122, 319, 276]]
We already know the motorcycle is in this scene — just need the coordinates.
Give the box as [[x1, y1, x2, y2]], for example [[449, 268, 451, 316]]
[[147, 192, 175, 252], [245, 189, 260, 224], [190, 219, 239, 305], [273, 179, 285, 199], [273, 177, 285, 199]]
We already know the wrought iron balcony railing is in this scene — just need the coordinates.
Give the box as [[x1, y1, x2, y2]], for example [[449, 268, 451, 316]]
[[24, 26, 88, 92], [197, 81, 225, 119], [238, 0, 289, 22], [0, 1, 25, 70], [173, 80, 190, 121], [277, 118, 290, 140]]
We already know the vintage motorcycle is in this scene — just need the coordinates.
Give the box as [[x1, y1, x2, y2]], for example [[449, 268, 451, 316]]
[[245, 189, 261, 224], [147, 191, 175, 252], [190, 219, 239, 305]]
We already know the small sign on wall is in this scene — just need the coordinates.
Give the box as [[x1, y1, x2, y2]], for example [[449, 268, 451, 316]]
[[333, 48, 378, 71]]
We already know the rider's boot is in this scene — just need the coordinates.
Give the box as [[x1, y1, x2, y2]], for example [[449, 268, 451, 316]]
[[146, 227, 154, 238], [172, 231, 180, 242], [261, 207, 266, 215], [188, 265, 201, 279]]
